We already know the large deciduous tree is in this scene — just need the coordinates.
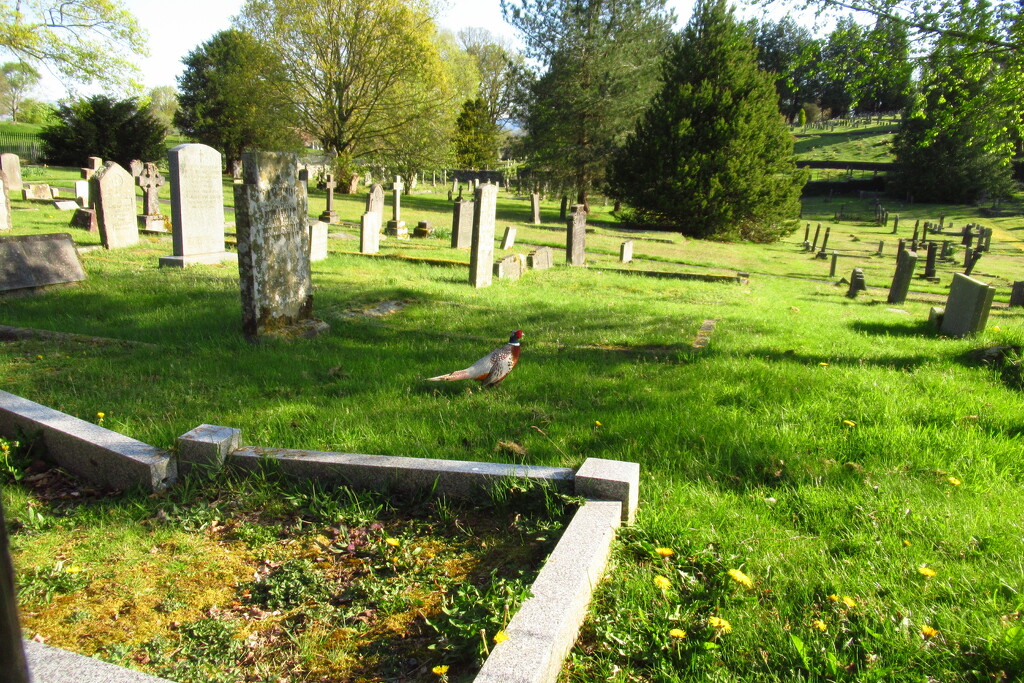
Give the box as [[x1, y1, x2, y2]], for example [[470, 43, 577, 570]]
[[457, 27, 524, 127], [39, 95, 165, 168], [857, 16, 914, 113], [502, 0, 673, 208], [0, 62, 39, 121], [0, 0, 147, 88], [749, 16, 820, 120], [175, 29, 301, 170], [235, 0, 459, 177], [608, 0, 806, 241]]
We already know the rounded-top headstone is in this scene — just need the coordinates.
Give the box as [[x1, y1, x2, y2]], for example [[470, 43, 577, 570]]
[[167, 144, 226, 257]]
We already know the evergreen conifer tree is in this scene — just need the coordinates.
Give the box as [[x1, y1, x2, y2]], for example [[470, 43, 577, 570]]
[[608, 0, 805, 241]]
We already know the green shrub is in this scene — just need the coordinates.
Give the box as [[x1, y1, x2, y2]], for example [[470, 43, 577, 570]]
[[39, 95, 166, 169]]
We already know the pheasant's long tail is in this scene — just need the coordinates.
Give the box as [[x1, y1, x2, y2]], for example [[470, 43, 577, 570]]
[[425, 369, 475, 381]]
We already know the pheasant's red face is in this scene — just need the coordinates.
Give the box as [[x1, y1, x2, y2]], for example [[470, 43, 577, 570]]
[[510, 329, 524, 343]]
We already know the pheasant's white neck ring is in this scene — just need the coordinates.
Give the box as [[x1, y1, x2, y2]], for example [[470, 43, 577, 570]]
[[510, 342, 520, 346]]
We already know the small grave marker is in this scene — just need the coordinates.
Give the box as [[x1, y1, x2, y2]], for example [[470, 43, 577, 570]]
[[500, 226, 516, 249], [0, 233, 86, 293], [494, 253, 526, 280], [91, 162, 139, 249], [937, 273, 996, 337], [360, 211, 381, 254], [620, 240, 633, 264], [528, 247, 554, 270], [887, 248, 917, 304], [846, 268, 866, 298], [309, 220, 329, 262]]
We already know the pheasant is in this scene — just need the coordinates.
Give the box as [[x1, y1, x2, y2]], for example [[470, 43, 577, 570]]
[[426, 330, 523, 387]]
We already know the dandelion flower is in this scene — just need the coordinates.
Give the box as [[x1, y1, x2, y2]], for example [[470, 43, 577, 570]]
[[708, 616, 732, 633], [36, 355, 43, 360], [594, 420, 602, 426], [921, 624, 939, 639], [97, 412, 105, 419], [655, 547, 674, 558], [65, 566, 82, 574], [841, 596, 857, 608], [728, 568, 754, 590], [432, 665, 449, 675], [493, 630, 508, 644], [385, 537, 400, 547], [654, 576, 672, 590], [918, 566, 937, 578], [948, 476, 961, 486], [819, 362, 829, 367], [903, 540, 912, 547], [827, 594, 839, 602], [843, 420, 856, 427], [669, 628, 687, 639], [811, 619, 827, 632]]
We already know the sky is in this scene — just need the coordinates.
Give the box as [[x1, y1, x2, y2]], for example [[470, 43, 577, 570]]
[[33, 0, 821, 102]]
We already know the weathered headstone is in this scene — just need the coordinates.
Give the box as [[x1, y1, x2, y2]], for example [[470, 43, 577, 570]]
[[298, 168, 310, 192], [938, 273, 996, 337], [1009, 281, 1024, 308], [90, 162, 139, 249], [319, 173, 337, 223], [500, 226, 516, 249], [385, 176, 407, 237], [74, 180, 90, 208], [160, 143, 234, 267], [528, 247, 554, 270], [309, 220, 328, 262], [887, 248, 917, 304], [469, 183, 498, 288], [923, 241, 938, 279], [567, 204, 586, 266], [450, 198, 474, 249], [0, 154, 22, 193], [846, 268, 866, 298], [414, 220, 433, 238], [0, 233, 87, 293], [816, 226, 831, 258], [620, 240, 633, 264], [234, 151, 324, 340], [829, 251, 839, 277], [360, 211, 381, 254], [22, 184, 54, 201], [559, 195, 568, 221], [0, 179, 10, 231], [811, 223, 821, 251], [494, 253, 526, 281], [366, 184, 385, 215], [964, 247, 982, 276], [69, 208, 97, 233], [876, 240, 884, 256], [136, 162, 169, 231], [530, 193, 541, 224]]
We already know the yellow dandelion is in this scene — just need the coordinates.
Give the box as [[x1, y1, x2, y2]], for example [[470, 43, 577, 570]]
[[654, 576, 672, 590], [708, 616, 732, 633], [432, 665, 449, 675], [36, 355, 43, 360], [921, 624, 939, 639], [655, 547, 674, 558], [827, 594, 840, 602], [65, 566, 82, 574], [843, 420, 856, 427], [948, 476, 961, 486], [493, 630, 509, 644], [594, 420, 602, 426], [903, 540, 912, 547], [385, 537, 400, 547], [811, 619, 827, 632], [841, 596, 857, 608], [97, 412, 105, 419], [669, 628, 687, 639], [819, 362, 829, 367], [918, 566, 937, 578], [728, 568, 754, 590]]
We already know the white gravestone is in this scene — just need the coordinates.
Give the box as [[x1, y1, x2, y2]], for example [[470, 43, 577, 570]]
[[160, 143, 236, 267]]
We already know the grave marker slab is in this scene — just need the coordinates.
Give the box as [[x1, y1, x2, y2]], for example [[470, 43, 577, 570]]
[[69, 208, 98, 233], [494, 253, 526, 281], [74, 180, 90, 208], [500, 226, 516, 249], [360, 211, 381, 254], [160, 143, 234, 267], [846, 268, 866, 298], [23, 184, 54, 201], [619, 240, 633, 264], [450, 198, 474, 249], [90, 162, 139, 249], [0, 154, 22, 193], [567, 204, 586, 266], [939, 273, 996, 337], [0, 233, 86, 293], [52, 200, 79, 211], [470, 184, 498, 288], [414, 221, 433, 238], [1009, 281, 1024, 308], [366, 184, 385, 215], [0, 179, 10, 231], [528, 247, 554, 270], [886, 248, 917, 304], [309, 220, 328, 262]]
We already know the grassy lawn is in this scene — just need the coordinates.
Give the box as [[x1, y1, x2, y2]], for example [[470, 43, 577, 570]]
[[2, 178, 1024, 681]]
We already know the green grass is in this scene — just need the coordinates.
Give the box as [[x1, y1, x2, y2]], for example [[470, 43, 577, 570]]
[[792, 117, 899, 165], [2, 184, 1024, 681]]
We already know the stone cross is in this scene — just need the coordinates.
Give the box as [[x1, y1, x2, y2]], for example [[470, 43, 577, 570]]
[[136, 162, 165, 216], [392, 176, 404, 221], [319, 173, 337, 222]]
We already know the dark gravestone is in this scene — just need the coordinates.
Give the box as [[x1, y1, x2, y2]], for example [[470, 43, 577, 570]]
[[939, 273, 996, 337], [887, 248, 917, 304], [567, 204, 586, 266], [559, 195, 568, 221], [816, 226, 831, 258], [811, 223, 821, 251], [451, 198, 474, 249], [1009, 281, 1024, 308], [892, 214, 899, 234], [829, 251, 838, 277], [964, 247, 982, 275], [69, 208, 98, 233], [803, 223, 810, 242], [413, 220, 433, 238], [923, 241, 938, 279], [846, 268, 866, 298], [0, 233, 87, 293]]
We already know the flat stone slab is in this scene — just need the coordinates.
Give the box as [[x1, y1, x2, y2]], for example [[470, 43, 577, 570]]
[[25, 640, 174, 682], [475, 500, 622, 683], [574, 457, 639, 523], [0, 390, 175, 491], [229, 447, 574, 499], [0, 233, 86, 293]]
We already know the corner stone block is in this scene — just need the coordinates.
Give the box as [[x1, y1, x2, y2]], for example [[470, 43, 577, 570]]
[[574, 458, 639, 524], [177, 424, 240, 478]]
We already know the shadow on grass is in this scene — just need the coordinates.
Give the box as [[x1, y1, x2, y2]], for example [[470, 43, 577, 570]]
[[849, 319, 934, 338], [743, 347, 932, 370]]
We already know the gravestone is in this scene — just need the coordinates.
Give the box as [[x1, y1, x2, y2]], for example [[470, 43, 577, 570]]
[[0, 233, 87, 293], [160, 144, 235, 267], [500, 226, 516, 249], [0, 179, 10, 231], [964, 247, 982, 275], [923, 241, 938, 279], [1009, 281, 1024, 308], [309, 220, 329, 262], [846, 268, 866, 298], [234, 150, 324, 340], [360, 211, 381, 254], [620, 240, 633, 264], [450, 198, 474, 249], [811, 224, 821, 250], [298, 168, 310, 192], [366, 184, 385, 215], [53, 200, 79, 211], [136, 162, 169, 231], [231, 159, 243, 183], [494, 253, 526, 281], [938, 273, 996, 337], [560, 195, 568, 221], [829, 251, 839, 277], [567, 204, 586, 266], [528, 246, 554, 270], [74, 180, 90, 208], [469, 184, 498, 288], [319, 173, 337, 223], [385, 176, 407, 237], [69, 209, 97, 233], [414, 221, 433, 238], [530, 193, 541, 224], [81, 156, 102, 180], [892, 214, 899, 234], [23, 184, 54, 201], [886, 248, 917, 304], [0, 154, 22, 193], [876, 241, 884, 256], [90, 162, 139, 249], [816, 226, 831, 258]]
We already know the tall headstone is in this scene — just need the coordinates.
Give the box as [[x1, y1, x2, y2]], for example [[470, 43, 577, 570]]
[[560, 195, 568, 221], [816, 226, 831, 258], [500, 226, 516, 249], [1009, 281, 1024, 308], [366, 184, 385, 215], [886, 247, 918, 304], [74, 180, 90, 208], [0, 154, 22, 193], [160, 144, 234, 267], [385, 176, 407, 237], [309, 220, 329, 262], [136, 162, 168, 231], [469, 183, 498, 288], [235, 151, 324, 340], [91, 161, 139, 249], [451, 198, 474, 249], [0, 179, 10, 231], [530, 193, 541, 225], [923, 241, 938, 279], [620, 240, 633, 264], [811, 224, 821, 250], [567, 204, 586, 266], [319, 173, 338, 223], [360, 211, 381, 254], [939, 273, 996, 337]]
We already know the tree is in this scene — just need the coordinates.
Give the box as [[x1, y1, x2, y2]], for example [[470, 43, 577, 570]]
[[16, 98, 54, 124], [0, 0, 147, 88], [889, 3, 1017, 202], [608, 0, 806, 241], [502, 0, 674, 208], [749, 16, 820, 119], [175, 29, 301, 170], [235, 0, 460, 177], [146, 85, 179, 134], [857, 16, 914, 113], [39, 95, 165, 168], [457, 27, 524, 126], [455, 98, 502, 168], [817, 16, 868, 117], [0, 62, 39, 121]]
